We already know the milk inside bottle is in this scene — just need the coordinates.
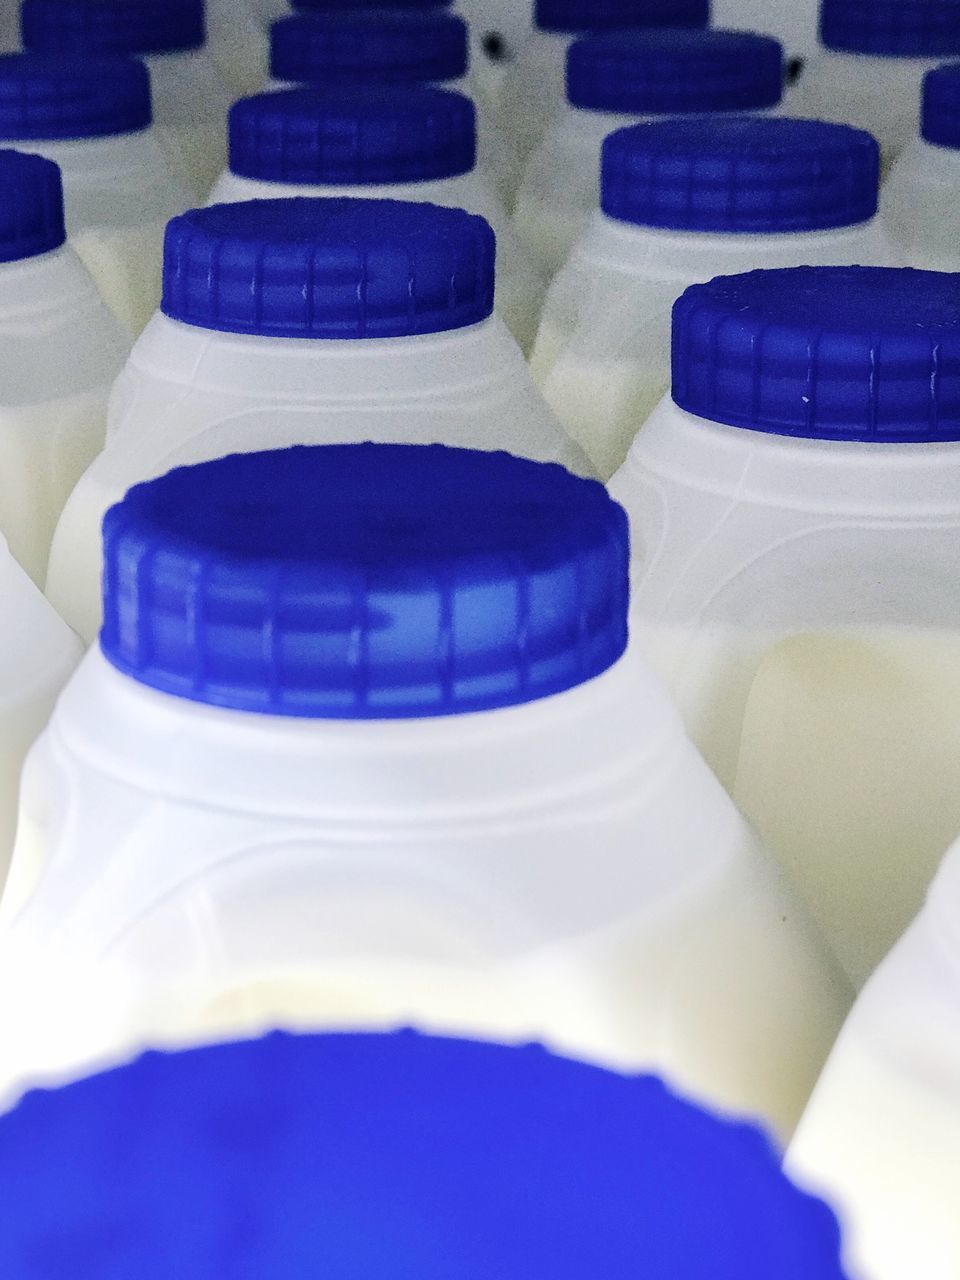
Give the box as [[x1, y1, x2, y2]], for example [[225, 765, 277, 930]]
[[789, 837, 960, 1280], [20, 0, 235, 197], [0, 1031, 851, 1279], [0, 54, 192, 335], [0, 148, 128, 584], [269, 10, 522, 208], [498, 0, 710, 167], [532, 115, 893, 479], [514, 30, 785, 278], [205, 0, 270, 97], [46, 196, 589, 644], [7, 443, 848, 1137], [789, 0, 960, 168], [208, 86, 545, 352], [884, 62, 960, 271], [609, 265, 960, 988]]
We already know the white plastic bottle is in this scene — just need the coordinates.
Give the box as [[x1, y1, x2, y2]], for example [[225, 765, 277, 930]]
[[532, 115, 894, 479], [0, 149, 128, 584], [712, 0, 820, 68], [884, 63, 960, 270], [0, 1031, 851, 1279], [269, 9, 522, 209], [206, 0, 271, 97], [609, 265, 960, 988], [20, 0, 235, 197], [0, 54, 191, 336], [6, 444, 848, 1138], [46, 197, 590, 644], [514, 30, 785, 277], [790, 0, 960, 168], [789, 838, 960, 1280], [208, 86, 545, 353], [498, 0, 710, 167]]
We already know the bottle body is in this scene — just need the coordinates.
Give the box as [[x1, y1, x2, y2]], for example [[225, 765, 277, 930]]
[[146, 48, 234, 197], [498, 30, 572, 165], [883, 138, 960, 270], [609, 397, 960, 985]]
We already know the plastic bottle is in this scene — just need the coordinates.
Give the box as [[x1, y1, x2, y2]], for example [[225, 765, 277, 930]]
[[514, 30, 785, 277], [10, 443, 848, 1138], [269, 10, 522, 208], [0, 1031, 850, 1278], [0, 149, 128, 584], [45, 198, 590, 644], [884, 63, 960, 270], [790, 0, 960, 169], [499, 0, 710, 168], [532, 116, 894, 479], [0, 54, 191, 336], [609, 265, 960, 988], [712, 0, 820, 69], [20, 0, 235, 197], [208, 87, 545, 353], [206, 0, 271, 97], [789, 837, 960, 1280]]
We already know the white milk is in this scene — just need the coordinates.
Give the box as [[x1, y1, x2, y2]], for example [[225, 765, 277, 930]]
[[0, 56, 192, 336], [0, 149, 129, 583], [497, 0, 710, 165], [532, 116, 893, 479], [46, 197, 589, 644], [269, 10, 522, 208], [4, 444, 849, 1140], [609, 265, 960, 987], [788, 839, 960, 1280], [209, 87, 544, 353], [513, 30, 785, 277]]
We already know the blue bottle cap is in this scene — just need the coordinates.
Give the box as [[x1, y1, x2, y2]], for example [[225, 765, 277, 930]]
[[271, 12, 468, 86], [21, 0, 205, 56], [820, 0, 960, 57], [100, 444, 629, 719], [673, 266, 960, 441], [229, 87, 476, 186], [0, 149, 65, 261], [536, 0, 710, 35], [922, 62, 960, 147], [602, 116, 880, 233], [162, 198, 494, 338], [567, 30, 784, 115], [0, 1031, 849, 1279], [0, 53, 151, 140]]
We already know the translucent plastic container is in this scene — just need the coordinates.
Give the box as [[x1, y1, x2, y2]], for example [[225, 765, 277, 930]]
[[20, 0, 234, 197], [208, 87, 545, 353], [609, 266, 960, 988], [46, 198, 589, 644], [0, 1031, 850, 1278], [884, 63, 960, 270], [532, 116, 893, 479], [206, 0, 270, 96], [514, 30, 785, 277], [789, 840, 960, 1280], [0, 150, 128, 584], [790, 0, 960, 168], [7, 445, 847, 1138], [0, 55, 191, 336], [712, 0, 820, 65], [498, 0, 710, 167], [269, 10, 522, 208]]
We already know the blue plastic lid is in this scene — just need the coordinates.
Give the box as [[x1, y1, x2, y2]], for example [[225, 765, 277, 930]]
[[230, 87, 476, 186], [21, 0, 205, 56], [673, 266, 960, 441], [602, 117, 880, 232], [271, 12, 468, 86], [567, 30, 784, 115], [536, 0, 710, 35], [922, 62, 960, 147], [0, 149, 65, 260], [100, 444, 629, 719], [0, 53, 151, 140], [162, 198, 494, 338], [0, 1031, 849, 1279], [820, 0, 960, 57]]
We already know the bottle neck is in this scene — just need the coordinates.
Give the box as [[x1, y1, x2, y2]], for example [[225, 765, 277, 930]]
[[0, 245, 102, 330]]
